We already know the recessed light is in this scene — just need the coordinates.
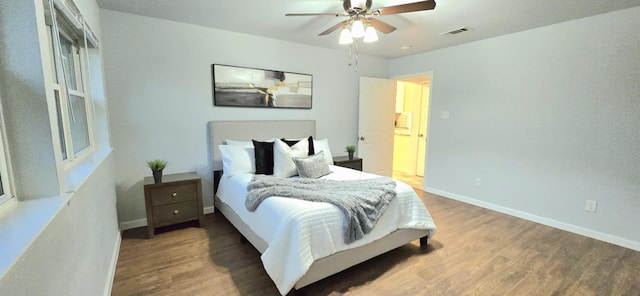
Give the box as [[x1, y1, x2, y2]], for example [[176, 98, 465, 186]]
[[400, 45, 411, 50]]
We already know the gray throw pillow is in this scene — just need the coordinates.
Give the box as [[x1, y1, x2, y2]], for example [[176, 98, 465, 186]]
[[293, 152, 332, 179]]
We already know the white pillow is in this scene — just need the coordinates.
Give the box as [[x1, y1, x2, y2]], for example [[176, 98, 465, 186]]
[[273, 138, 309, 177], [313, 138, 334, 165], [293, 151, 332, 179], [225, 139, 253, 146], [218, 145, 255, 176]]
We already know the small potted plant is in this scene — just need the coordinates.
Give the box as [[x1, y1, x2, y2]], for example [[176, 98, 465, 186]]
[[146, 159, 167, 183], [345, 145, 357, 160]]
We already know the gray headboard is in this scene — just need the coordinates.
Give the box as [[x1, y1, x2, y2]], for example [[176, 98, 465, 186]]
[[208, 120, 316, 171]]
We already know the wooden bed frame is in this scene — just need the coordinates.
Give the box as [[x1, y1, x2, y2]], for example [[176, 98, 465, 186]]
[[208, 120, 429, 293]]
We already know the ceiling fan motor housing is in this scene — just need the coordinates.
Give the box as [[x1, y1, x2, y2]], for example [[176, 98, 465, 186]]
[[345, 0, 373, 13]]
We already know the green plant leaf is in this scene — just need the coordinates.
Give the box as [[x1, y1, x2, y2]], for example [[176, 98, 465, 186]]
[[146, 159, 167, 171], [345, 145, 357, 153]]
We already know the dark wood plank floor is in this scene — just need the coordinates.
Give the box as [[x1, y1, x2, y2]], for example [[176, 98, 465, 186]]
[[111, 189, 640, 296]]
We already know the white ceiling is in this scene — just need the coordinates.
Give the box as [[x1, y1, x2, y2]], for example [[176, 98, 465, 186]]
[[96, 0, 640, 59]]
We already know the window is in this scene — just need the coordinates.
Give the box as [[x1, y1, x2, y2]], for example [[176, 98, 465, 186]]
[[46, 6, 94, 163], [0, 82, 11, 204]]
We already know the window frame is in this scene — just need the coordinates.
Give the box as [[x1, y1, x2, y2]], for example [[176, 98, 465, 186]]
[[0, 104, 13, 205], [46, 10, 95, 168]]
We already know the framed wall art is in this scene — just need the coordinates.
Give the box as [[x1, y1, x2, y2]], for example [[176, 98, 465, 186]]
[[212, 64, 313, 109]]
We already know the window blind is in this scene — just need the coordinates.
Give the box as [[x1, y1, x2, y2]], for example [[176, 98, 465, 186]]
[[42, 0, 99, 48]]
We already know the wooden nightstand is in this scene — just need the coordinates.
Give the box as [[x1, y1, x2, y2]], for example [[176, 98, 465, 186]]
[[144, 172, 204, 238], [333, 156, 363, 171]]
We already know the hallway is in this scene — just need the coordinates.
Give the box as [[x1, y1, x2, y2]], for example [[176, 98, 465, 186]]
[[392, 170, 424, 191]]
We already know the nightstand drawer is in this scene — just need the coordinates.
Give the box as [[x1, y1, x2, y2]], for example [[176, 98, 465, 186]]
[[149, 183, 197, 206], [152, 201, 198, 226]]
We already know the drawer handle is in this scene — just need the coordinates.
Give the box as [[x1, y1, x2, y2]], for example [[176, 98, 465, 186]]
[[173, 210, 179, 215], [172, 192, 178, 197]]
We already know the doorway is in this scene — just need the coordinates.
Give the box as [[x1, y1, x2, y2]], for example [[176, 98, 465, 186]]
[[391, 75, 431, 190]]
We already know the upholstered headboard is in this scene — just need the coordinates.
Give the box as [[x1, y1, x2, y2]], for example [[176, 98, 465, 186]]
[[208, 120, 316, 171]]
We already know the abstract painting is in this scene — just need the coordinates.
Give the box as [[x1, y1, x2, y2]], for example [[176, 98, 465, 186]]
[[212, 64, 312, 109]]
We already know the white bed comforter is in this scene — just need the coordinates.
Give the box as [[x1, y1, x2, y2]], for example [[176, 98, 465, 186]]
[[216, 165, 436, 295]]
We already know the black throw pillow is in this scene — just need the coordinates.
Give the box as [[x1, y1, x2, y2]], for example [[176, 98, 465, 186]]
[[281, 136, 315, 156], [252, 140, 274, 175]]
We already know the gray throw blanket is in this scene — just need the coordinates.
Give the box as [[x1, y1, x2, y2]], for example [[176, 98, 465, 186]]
[[246, 175, 397, 244]]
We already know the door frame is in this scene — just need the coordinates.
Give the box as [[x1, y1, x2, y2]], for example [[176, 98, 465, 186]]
[[391, 71, 434, 178]]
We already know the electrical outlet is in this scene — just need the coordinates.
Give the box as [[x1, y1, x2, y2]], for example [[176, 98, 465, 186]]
[[585, 200, 598, 212], [441, 111, 450, 119], [475, 178, 482, 187]]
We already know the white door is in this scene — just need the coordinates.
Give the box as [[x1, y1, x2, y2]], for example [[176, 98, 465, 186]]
[[358, 77, 396, 176], [416, 84, 430, 177]]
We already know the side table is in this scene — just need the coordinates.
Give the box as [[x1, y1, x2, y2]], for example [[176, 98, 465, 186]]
[[143, 172, 204, 238]]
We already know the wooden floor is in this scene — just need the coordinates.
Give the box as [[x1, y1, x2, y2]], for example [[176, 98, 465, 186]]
[[112, 190, 640, 296], [392, 171, 423, 191]]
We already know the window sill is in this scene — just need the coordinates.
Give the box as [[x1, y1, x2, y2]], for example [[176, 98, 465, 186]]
[[0, 193, 70, 280], [0, 147, 113, 280], [64, 147, 112, 192]]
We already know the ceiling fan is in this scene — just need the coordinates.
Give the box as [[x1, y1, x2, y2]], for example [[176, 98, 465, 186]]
[[286, 0, 436, 43]]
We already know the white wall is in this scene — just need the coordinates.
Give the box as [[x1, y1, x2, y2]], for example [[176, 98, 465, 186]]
[[390, 7, 640, 250], [0, 155, 119, 295], [0, 0, 120, 294], [99, 10, 389, 226], [0, 0, 60, 198]]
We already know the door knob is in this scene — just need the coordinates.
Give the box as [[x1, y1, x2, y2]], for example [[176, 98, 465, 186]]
[[359, 136, 365, 141], [419, 134, 424, 137]]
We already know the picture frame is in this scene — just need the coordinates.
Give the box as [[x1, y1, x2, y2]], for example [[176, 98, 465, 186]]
[[212, 64, 313, 109]]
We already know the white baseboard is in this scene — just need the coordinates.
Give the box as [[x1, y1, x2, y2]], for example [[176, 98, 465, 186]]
[[119, 218, 147, 231], [424, 187, 640, 252], [104, 231, 121, 296], [120, 206, 216, 231]]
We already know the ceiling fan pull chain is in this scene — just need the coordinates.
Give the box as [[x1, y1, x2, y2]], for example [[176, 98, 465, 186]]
[[355, 41, 359, 72], [348, 43, 353, 67]]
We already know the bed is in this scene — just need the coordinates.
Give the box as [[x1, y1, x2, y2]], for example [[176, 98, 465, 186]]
[[209, 120, 436, 295]]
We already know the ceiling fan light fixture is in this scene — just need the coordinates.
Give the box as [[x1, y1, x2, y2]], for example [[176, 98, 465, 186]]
[[363, 26, 378, 43], [351, 18, 366, 38], [339, 26, 354, 44]]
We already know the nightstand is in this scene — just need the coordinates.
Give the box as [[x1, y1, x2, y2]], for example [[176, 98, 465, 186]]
[[333, 156, 363, 171], [143, 172, 204, 238]]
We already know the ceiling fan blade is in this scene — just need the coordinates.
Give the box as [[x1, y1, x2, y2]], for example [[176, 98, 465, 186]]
[[366, 0, 372, 11], [375, 0, 436, 15], [368, 18, 396, 34], [319, 20, 349, 36], [285, 13, 347, 17]]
